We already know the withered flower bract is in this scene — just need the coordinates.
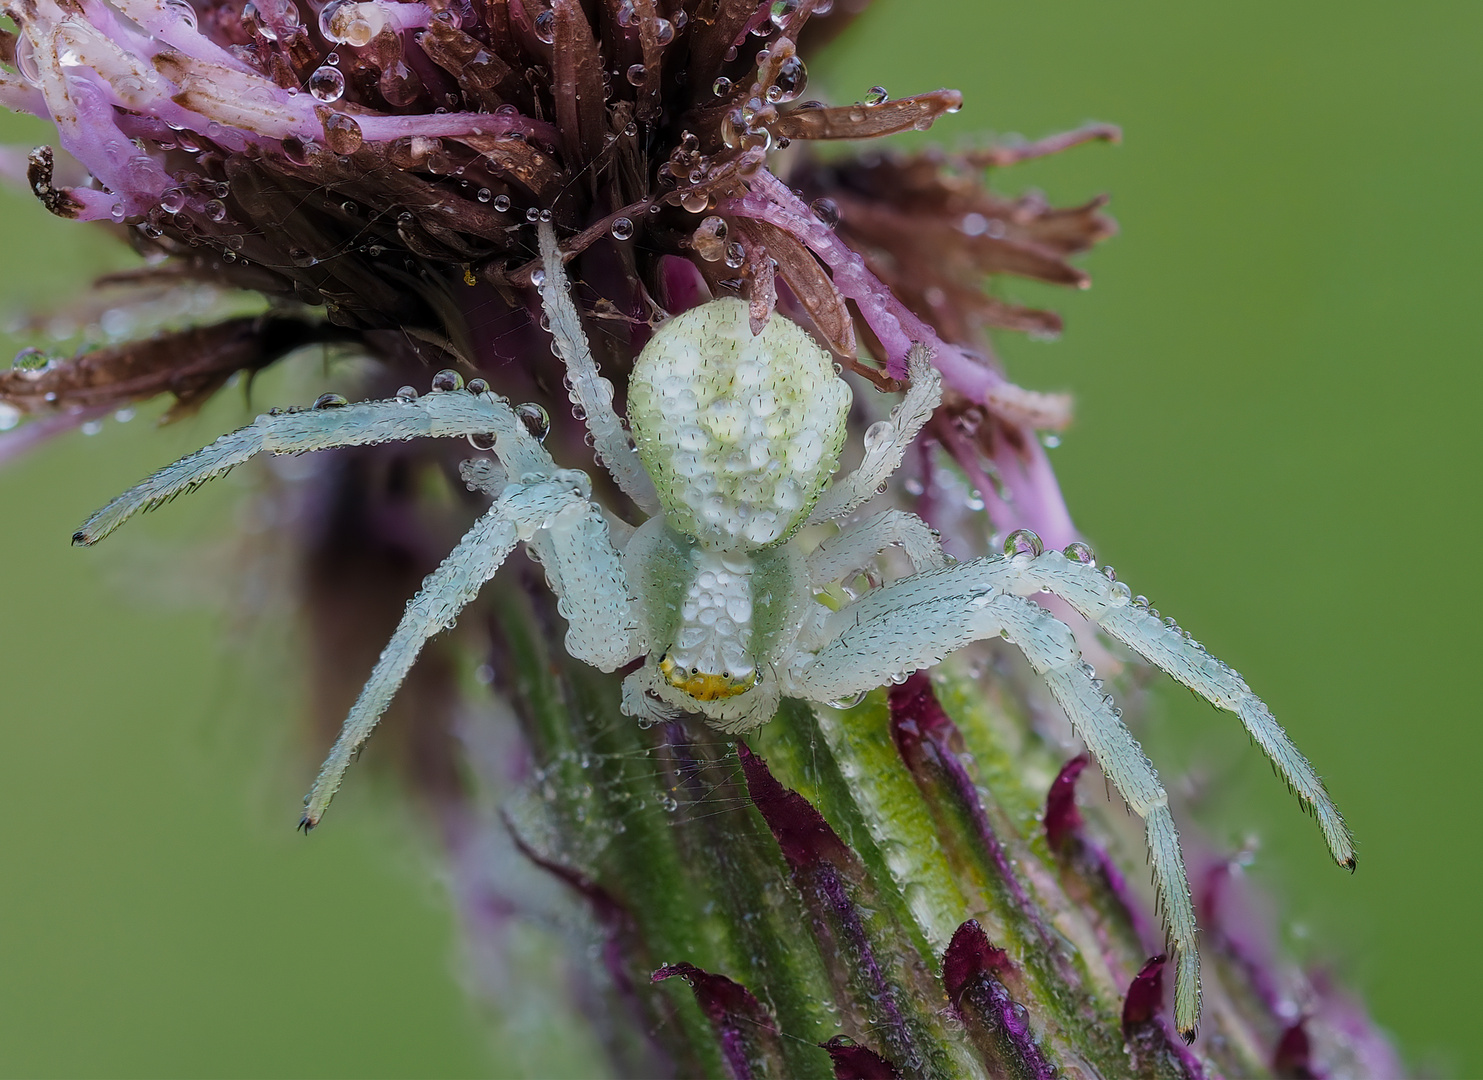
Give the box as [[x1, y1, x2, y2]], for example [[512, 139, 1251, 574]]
[[0, 0, 1400, 1076]]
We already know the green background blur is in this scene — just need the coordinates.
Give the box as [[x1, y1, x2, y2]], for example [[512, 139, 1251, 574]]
[[1, 0, 1478, 1074]]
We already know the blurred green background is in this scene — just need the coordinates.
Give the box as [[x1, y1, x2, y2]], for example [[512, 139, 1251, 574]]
[[1, 0, 1478, 1074]]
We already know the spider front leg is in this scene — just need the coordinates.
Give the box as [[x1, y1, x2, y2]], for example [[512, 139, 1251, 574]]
[[73, 390, 542, 544], [304, 463, 636, 827], [789, 570, 1203, 1037], [1003, 545, 1356, 870]]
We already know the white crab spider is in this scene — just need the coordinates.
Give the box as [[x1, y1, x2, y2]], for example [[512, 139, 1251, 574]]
[[74, 221, 1353, 1040]]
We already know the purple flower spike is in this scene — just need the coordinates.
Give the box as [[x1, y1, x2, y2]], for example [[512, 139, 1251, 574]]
[[1122, 955, 1207, 1080], [652, 963, 786, 1080], [941, 919, 1056, 1080], [821, 1035, 903, 1080], [1044, 752, 1090, 850]]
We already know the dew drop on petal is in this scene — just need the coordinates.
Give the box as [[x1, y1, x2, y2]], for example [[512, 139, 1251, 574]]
[[809, 197, 839, 228], [626, 64, 646, 86], [692, 215, 728, 260], [712, 76, 732, 97], [533, 8, 555, 42]]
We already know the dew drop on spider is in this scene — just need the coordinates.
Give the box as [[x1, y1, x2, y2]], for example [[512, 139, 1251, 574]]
[[430, 369, 463, 392], [862, 420, 892, 452], [827, 690, 867, 709], [515, 402, 550, 441], [1003, 528, 1043, 557], [466, 378, 488, 394], [395, 385, 418, 402], [467, 432, 496, 451], [312, 392, 348, 409], [1063, 541, 1095, 564]]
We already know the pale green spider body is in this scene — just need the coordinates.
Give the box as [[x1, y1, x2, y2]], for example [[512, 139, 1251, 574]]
[[75, 221, 1353, 1041]]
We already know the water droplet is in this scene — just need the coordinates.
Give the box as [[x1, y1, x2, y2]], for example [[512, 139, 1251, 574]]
[[312, 392, 349, 409], [724, 241, 745, 268], [828, 690, 867, 709], [610, 216, 634, 240], [289, 247, 318, 267], [11, 347, 48, 371], [615, 0, 635, 26], [476, 187, 492, 203], [771, 55, 807, 102], [1063, 541, 1095, 564], [712, 76, 732, 97], [466, 377, 489, 394], [863, 420, 893, 452], [81, 419, 103, 436], [1003, 528, 1043, 557], [395, 385, 419, 402], [865, 85, 889, 105], [165, 0, 198, 29], [322, 111, 363, 154], [539, 208, 552, 222], [308, 65, 345, 103], [654, 17, 674, 44], [680, 189, 710, 214], [493, 193, 511, 212], [531, 267, 546, 287], [431, 369, 464, 392], [1100, 564, 1116, 582], [626, 63, 646, 86], [768, 0, 797, 26], [526, 207, 541, 223], [204, 199, 227, 222], [467, 432, 496, 451], [1041, 432, 1062, 449], [809, 197, 839, 228], [692, 215, 728, 260], [533, 8, 555, 42], [159, 188, 186, 214], [515, 401, 551, 441], [623, 121, 638, 137]]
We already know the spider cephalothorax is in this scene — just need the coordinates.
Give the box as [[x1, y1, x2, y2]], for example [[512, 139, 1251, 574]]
[[74, 221, 1353, 1041]]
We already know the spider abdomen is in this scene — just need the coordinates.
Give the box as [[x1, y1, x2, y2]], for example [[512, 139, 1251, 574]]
[[627, 298, 851, 550]]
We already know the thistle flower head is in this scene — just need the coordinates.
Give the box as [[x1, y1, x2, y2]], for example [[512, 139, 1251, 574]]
[[0, 1, 1403, 1075]]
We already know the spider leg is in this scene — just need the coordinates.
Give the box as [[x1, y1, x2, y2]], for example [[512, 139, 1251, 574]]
[[807, 343, 940, 524], [536, 221, 661, 515], [75, 391, 544, 545], [807, 509, 947, 584], [990, 594, 1201, 1042], [789, 572, 1202, 1037], [1007, 548, 1356, 870], [460, 458, 638, 671], [302, 468, 616, 827], [797, 510, 947, 653]]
